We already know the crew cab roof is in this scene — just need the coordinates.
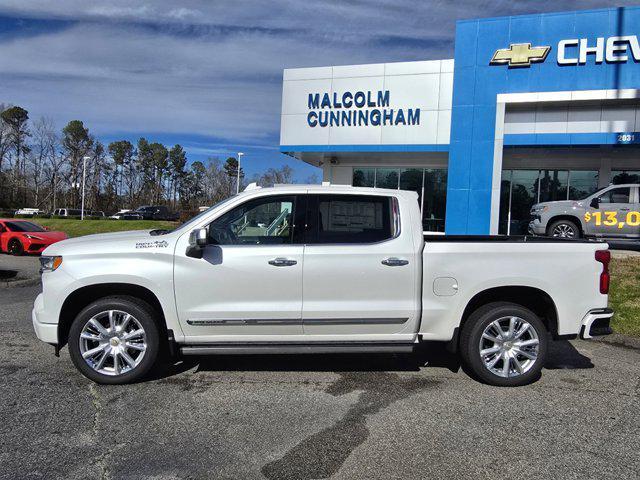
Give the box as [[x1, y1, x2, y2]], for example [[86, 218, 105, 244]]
[[242, 184, 418, 200]]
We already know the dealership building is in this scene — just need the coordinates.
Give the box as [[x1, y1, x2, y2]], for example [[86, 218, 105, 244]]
[[279, 6, 640, 234]]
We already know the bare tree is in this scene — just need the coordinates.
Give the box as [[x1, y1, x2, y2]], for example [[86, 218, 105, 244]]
[[40, 126, 64, 211], [305, 173, 320, 184], [30, 117, 58, 207], [255, 165, 294, 187], [0, 103, 11, 207], [203, 157, 233, 204]]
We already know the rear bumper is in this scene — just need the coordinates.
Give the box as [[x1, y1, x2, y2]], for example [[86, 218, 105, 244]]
[[580, 308, 614, 339]]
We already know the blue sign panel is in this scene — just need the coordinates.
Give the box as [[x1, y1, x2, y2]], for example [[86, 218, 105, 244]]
[[446, 6, 640, 234]]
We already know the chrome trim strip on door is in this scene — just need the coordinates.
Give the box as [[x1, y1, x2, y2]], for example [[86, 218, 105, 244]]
[[187, 318, 408, 326], [187, 318, 303, 326], [303, 318, 408, 325]]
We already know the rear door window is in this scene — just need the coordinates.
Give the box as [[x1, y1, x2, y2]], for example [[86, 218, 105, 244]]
[[306, 194, 397, 244]]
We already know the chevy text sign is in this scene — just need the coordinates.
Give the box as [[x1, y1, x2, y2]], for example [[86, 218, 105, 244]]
[[492, 35, 640, 67], [558, 35, 640, 64]]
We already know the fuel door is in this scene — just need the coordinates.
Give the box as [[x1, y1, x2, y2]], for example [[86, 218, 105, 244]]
[[433, 277, 459, 296]]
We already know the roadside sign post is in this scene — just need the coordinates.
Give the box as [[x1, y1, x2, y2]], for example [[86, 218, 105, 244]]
[[236, 152, 244, 194], [81, 155, 90, 220]]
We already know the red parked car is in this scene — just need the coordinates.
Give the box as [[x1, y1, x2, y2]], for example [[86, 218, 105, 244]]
[[0, 219, 68, 255]]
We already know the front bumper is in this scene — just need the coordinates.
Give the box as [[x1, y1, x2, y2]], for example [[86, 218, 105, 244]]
[[32, 293, 58, 344], [528, 218, 546, 235], [580, 308, 614, 339]]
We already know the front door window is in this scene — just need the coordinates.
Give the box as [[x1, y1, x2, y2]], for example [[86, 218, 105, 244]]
[[207, 195, 299, 245]]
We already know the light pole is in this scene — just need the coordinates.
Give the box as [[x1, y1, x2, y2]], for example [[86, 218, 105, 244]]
[[81, 155, 90, 220], [236, 152, 244, 194]]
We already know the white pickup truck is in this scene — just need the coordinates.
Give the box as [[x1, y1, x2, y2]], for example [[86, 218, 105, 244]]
[[32, 185, 614, 387]]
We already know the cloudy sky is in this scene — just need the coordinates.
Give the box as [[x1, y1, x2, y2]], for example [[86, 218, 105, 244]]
[[0, 1, 636, 180]]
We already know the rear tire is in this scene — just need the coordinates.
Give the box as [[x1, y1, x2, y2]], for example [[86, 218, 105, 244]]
[[8, 239, 24, 256], [459, 302, 548, 387], [548, 219, 581, 239], [68, 296, 162, 384]]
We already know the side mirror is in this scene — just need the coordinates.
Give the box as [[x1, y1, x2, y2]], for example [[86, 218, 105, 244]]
[[590, 197, 600, 209], [194, 228, 208, 247], [186, 228, 208, 258]]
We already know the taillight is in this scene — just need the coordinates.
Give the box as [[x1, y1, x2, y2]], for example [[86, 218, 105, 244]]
[[595, 250, 611, 294]]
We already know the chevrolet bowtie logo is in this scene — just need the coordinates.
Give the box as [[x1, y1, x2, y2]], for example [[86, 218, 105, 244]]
[[490, 43, 551, 67]]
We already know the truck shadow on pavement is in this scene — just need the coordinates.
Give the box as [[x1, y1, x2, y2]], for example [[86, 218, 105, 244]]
[[545, 339, 594, 370], [0, 269, 18, 280]]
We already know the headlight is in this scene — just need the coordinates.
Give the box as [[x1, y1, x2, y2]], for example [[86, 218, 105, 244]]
[[39, 256, 63, 273], [530, 205, 548, 214], [24, 234, 43, 240]]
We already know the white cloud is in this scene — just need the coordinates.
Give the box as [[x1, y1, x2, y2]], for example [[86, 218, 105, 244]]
[[0, 0, 637, 148]]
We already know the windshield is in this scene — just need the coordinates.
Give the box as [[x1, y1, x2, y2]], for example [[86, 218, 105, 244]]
[[6, 221, 46, 232], [581, 186, 609, 200], [157, 195, 238, 235]]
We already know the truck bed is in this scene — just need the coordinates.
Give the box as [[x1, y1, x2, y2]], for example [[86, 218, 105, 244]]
[[419, 235, 608, 340]]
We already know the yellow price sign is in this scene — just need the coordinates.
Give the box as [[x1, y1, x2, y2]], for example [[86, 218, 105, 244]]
[[584, 211, 640, 229]]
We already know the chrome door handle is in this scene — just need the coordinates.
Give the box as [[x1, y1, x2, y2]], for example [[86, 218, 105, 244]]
[[382, 258, 409, 267], [268, 258, 297, 267]]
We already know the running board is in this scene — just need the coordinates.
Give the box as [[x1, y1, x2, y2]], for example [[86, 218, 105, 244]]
[[180, 342, 415, 356]]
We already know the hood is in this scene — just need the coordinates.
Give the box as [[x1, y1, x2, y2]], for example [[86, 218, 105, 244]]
[[532, 199, 584, 210], [42, 229, 173, 256]]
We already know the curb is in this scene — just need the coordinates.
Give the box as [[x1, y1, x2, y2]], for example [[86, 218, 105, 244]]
[[0, 277, 40, 289], [593, 333, 640, 351]]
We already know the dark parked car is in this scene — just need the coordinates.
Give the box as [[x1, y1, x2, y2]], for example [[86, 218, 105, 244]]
[[134, 205, 179, 221]]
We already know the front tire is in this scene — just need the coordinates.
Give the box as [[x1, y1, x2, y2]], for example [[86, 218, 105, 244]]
[[548, 219, 580, 239], [459, 302, 548, 387], [8, 239, 24, 256], [68, 296, 161, 384]]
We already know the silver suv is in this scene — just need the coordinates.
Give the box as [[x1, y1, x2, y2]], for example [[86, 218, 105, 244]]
[[529, 184, 640, 239]]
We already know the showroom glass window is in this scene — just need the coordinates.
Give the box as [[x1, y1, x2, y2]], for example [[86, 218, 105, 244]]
[[499, 169, 599, 235], [353, 167, 447, 232], [611, 170, 640, 185], [207, 195, 298, 245]]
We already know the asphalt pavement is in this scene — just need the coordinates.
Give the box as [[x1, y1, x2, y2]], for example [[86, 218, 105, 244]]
[[0, 255, 40, 286], [1, 275, 639, 479]]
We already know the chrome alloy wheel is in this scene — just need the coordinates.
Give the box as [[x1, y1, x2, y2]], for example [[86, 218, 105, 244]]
[[552, 223, 576, 238], [479, 316, 540, 378], [79, 310, 147, 376]]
